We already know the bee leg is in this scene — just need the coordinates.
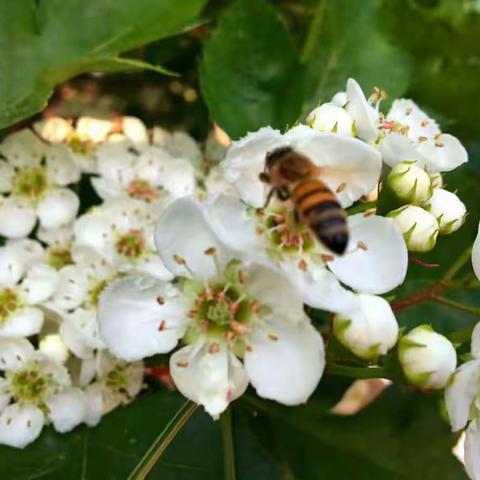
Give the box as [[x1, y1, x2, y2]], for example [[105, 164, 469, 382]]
[[261, 188, 276, 209], [293, 210, 300, 223], [259, 172, 271, 183]]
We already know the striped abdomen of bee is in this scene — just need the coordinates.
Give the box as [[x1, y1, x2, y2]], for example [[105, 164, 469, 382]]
[[292, 179, 349, 255]]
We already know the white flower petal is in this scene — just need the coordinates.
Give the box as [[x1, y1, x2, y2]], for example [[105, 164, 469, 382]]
[[170, 341, 249, 418], [76, 117, 113, 143], [90, 177, 125, 200], [46, 387, 87, 433], [379, 132, 424, 168], [155, 196, 230, 279], [471, 322, 480, 359], [0, 337, 34, 370], [21, 263, 59, 303], [282, 260, 357, 314], [83, 383, 104, 426], [45, 144, 81, 186], [417, 134, 468, 173], [331, 91, 347, 107], [121, 116, 149, 145], [445, 359, 480, 431], [465, 420, 480, 480], [222, 127, 284, 208], [52, 264, 89, 310], [0, 160, 13, 192], [328, 214, 408, 294], [0, 245, 25, 286], [133, 255, 175, 282], [0, 129, 46, 167], [0, 197, 37, 238], [0, 379, 11, 411], [284, 127, 382, 207], [37, 188, 80, 229], [0, 404, 44, 449], [0, 307, 44, 337], [33, 117, 74, 143], [245, 317, 325, 405], [388, 99, 440, 138], [345, 78, 379, 142], [99, 275, 188, 361], [60, 321, 94, 360], [65, 308, 105, 350]]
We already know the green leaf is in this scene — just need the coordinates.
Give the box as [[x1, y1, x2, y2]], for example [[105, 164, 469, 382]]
[[245, 378, 467, 479], [301, 0, 413, 111], [200, 0, 303, 139], [0, 0, 206, 128]]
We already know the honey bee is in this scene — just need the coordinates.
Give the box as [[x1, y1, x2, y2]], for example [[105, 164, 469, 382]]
[[259, 146, 349, 255]]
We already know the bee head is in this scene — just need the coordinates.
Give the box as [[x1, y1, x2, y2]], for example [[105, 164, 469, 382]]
[[265, 146, 294, 170]]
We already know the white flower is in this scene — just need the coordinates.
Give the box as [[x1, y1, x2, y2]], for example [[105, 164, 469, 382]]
[[99, 196, 325, 418], [221, 125, 382, 209], [473, 223, 480, 281], [91, 142, 195, 208], [0, 338, 87, 448], [208, 195, 407, 312], [48, 247, 117, 359], [424, 189, 467, 235], [81, 351, 144, 426], [0, 240, 58, 337], [445, 323, 480, 479], [73, 197, 173, 281], [333, 294, 398, 360], [398, 325, 457, 389], [0, 129, 81, 238], [387, 160, 432, 204], [388, 205, 439, 252], [380, 99, 468, 172], [345, 78, 380, 142], [39, 334, 70, 364], [306, 103, 354, 136], [152, 127, 203, 166]]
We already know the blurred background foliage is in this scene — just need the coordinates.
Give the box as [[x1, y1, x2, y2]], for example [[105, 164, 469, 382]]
[[1, 0, 479, 478]]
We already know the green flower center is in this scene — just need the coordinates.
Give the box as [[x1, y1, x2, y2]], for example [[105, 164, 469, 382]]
[[9, 361, 57, 406], [103, 364, 129, 393], [0, 288, 20, 323], [181, 260, 271, 355], [12, 167, 48, 200], [67, 133, 95, 154], [88, 278, 111, 309], [115, 229, 145, 259], [47, 247, 73, 270], [127, 180, 159, 202], [253, 206, 319, 261]]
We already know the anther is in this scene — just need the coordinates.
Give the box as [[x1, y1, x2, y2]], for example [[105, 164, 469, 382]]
[[298, 259, 308, 272], [336, 182, 346, 193], [268, 333, 279, 341], [321, 254, 334, 263], [209, 343, 220, 354], [176, 360, 189, 368], [158, 320, 166, 331], [357, 241, 368, 251], [405, 107, 412, 115], [156, 296, 165, 305]]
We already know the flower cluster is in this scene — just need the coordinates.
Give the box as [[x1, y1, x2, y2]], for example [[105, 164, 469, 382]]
[[0, 79, 471, 454]]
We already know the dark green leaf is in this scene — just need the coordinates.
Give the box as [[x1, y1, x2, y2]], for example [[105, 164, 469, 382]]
[[0, 0, 206, 128], [200, 0, 303, 139]]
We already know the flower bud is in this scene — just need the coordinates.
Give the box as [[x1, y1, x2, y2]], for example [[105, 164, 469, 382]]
[[387, 160, 432, 204], [388, 205, 439, 252], [429, 172, 443, 190], [334, 294, 398, 360], [306, 103, 353, 136], [398, 325, 457, 389], [331, 91, 347, 107], [424, 189, 466, 235], [39, 334, 70, 364]]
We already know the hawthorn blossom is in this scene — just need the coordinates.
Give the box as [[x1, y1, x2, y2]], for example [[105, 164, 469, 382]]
[[0, 240, 58, 337], [78, 351, 144, 426], [445, 322, 480, 480], [379, 99, 468, 172], [34, 116, 149, 173], [98, 197, 325, 418], [90, 142, 195, 208], [0, 129, 80, 238], [0, 337, 87, 448], [73, 197, 172, 281], [48, 248, 117, 359]]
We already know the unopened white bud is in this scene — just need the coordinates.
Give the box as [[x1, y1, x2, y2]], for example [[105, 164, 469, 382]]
[[39, 334, 70, 364], [424, 189, 466, 235], [388, 205, 439, 252], [473, 223, 480, 281], [398, 325, 457, 389], [429, 172, 443, 190], [34, 117, 73, 143], [306, 103, 353, 136], [331, 91, 347, 107], [334, 294, 398, 360], [387, 161, 432, 204]]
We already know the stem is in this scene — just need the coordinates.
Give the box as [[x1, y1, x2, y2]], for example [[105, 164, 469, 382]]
[[443, 246, 473, 281], [220, 408, 236, 480], [431, 295, 480, 316], [391, 283, 446, 313], [327, 363, 389, 379], [128, 400, 198, 480]]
